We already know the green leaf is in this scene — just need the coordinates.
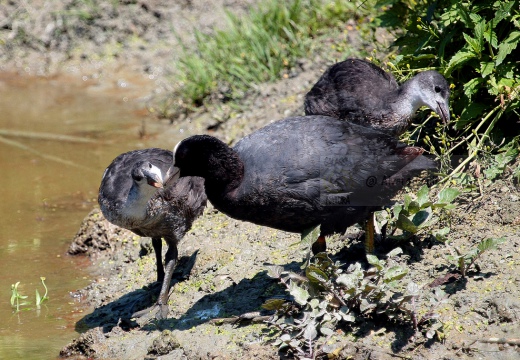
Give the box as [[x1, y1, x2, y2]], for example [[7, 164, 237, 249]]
[[456, 102, 488, 129], [262, 298, 286, 311], [494, 1, 516, 25], [480, 61, 494, 77], [463, 33, 481, 54], [432, 227, 450, 242], [366, 254, 383, 269], [403, 194, 412, 210], [360, 298, 376, 313], [300, 225, 321, 249], [477, 237, 506, 253], [469, 13, 483, 24], [386, 247, 403, 258], [446, 50, 477, 75], [393, 203, 403, 218], [473, 18, 485, 49], [437, 188, 460, 205], [306, 265, 329, 284], [396, 213, 418, 233], [339, 306, 355, 322], [496, 145, 520, 167], [384, 266, 409, 282], [336, 274, 358, 290], [407, 200, 421, 215], [496, 31, 520, 65], [289, 282, 309, 306], [484, 165, 502, 180], [416, 185, 430, 207], [463, 77, 485, 99], [412, 208, 432, 228], [483, 28, 498, 49], [35, 289, 41, 307], [304, 323, 318, 340], [266, 265, 284, 279], [309, 298, 320, 309]]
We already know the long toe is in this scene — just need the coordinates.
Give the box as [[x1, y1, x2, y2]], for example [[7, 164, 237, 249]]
[[131, 304, 161, 320]]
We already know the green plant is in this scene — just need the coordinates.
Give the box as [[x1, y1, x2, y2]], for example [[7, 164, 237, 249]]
[[173, 0, 370, 109], [482, 138, 520, 181], [263, 248, 447, 359], [10, 277, 49, 313], [10, 282, 30, 313], [378, 185, 460, 242], [375, 0, 520, 178], [446, 237, 506, 277]]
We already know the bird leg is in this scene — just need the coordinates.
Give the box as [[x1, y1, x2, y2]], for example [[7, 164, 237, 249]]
[[132, 242, 178, 320], [311, 235, 327, 255], [156, 243, 178, 319], [364, 212, 375, 254], [152, 237, 164, 283]]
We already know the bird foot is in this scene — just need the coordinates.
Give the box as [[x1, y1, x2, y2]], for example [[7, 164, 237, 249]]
[[131, 303, 169, 321]]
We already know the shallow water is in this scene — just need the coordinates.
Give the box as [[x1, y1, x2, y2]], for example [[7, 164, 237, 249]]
[[0, 72, 182, 359]]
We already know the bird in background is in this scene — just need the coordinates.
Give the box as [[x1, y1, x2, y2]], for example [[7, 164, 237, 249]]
[[304, 58, 450, 136]]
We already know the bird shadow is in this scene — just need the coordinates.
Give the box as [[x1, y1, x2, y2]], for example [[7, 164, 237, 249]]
[[74, 251, 200, 334], [140, 260, 303, 332], [74, 249, 303, 334]]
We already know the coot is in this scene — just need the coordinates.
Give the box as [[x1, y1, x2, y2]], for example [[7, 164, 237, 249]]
[[172, 116, 436, 254], [304, 58, 450, 136], [98, 148, 207, 319]]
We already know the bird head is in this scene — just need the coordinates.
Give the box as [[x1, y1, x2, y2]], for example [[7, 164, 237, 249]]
[[415, 70, 451, 124], [131, 161, 164, 189]]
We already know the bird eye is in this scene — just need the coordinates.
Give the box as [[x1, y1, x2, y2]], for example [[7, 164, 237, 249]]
[[133, 175, 143, 182], [434, 86, 442, 93]]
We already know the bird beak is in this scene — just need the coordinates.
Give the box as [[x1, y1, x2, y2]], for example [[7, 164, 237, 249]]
[[437, 101, 450, 125], [146, 176, 163, 188], [144, 167, 164, 188]]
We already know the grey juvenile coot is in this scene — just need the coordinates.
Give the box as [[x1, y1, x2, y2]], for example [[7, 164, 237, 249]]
[[304, 58, 450, 136], [98, 148, 207, 319], [172, 116, 436, 253]]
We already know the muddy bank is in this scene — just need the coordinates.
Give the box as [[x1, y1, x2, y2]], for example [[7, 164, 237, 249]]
[[62, 174, 520, 360], [1, 0, 257, 76]]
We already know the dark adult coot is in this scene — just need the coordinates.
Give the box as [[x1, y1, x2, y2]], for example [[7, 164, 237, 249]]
[[172, 116, 436, 254], [98, 148, 207, 319], [304, 58, 450, 136]]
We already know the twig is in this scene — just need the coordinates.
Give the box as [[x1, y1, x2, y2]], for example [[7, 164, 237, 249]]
[[438, 104, 505, 187], [0, 135, 96, 171], [0, 129, 99, 143], [466, 337, 520, 347], [209, 313, 271, 325]]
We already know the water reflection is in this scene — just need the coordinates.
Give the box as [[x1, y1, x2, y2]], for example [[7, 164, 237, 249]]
[[0, 72, 181, 359]]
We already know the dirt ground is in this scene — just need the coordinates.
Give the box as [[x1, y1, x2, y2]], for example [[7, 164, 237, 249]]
[[2, 1, 519, 359]]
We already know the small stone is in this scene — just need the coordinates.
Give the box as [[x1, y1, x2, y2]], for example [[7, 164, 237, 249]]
[[147, 330, 181, 356]]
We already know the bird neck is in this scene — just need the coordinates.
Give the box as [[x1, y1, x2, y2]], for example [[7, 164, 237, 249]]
[[121, 183, 157, 221], [204, 146, 244, 199], [395, 77, 428, 116]]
